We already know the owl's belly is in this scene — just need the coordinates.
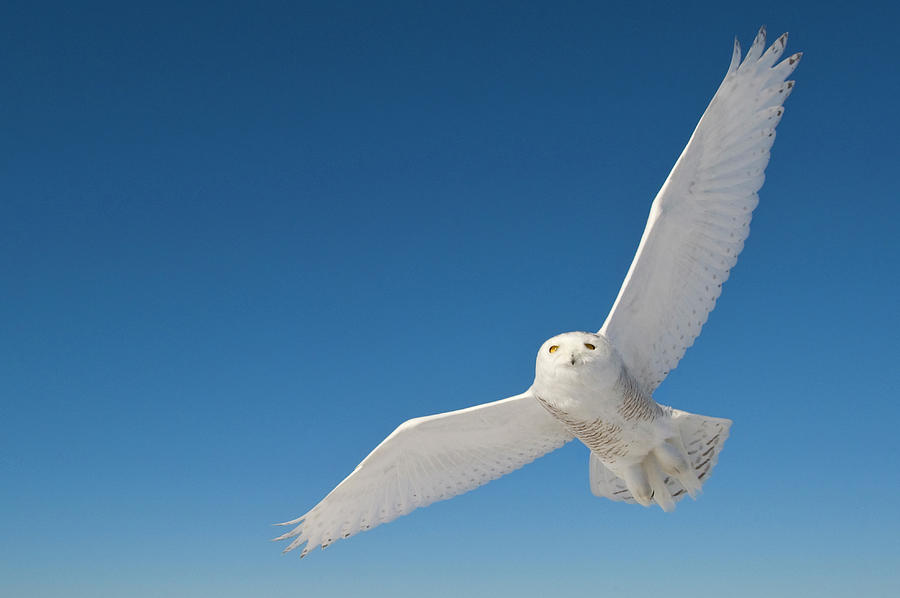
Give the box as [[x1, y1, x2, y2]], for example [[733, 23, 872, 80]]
[[536, 397, 633, 461]]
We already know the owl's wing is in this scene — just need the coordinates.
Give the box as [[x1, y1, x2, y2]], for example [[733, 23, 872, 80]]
[[600, 28, 800, 393], [275, 391, 572, 557]]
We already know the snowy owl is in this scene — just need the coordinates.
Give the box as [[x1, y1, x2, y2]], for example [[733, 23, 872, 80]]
[[275, 28, 800, 557]]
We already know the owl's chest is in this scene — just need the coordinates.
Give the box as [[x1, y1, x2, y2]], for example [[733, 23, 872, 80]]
[[533, 382, 622, 426], [533, 371, 665, 461]]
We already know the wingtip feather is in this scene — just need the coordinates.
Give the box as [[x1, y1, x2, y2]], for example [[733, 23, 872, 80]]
[[274, 514, 305, 526], [728, 37, 742, 73], [285, 536, 308, 553], [743, 26, 767, 64], [272, 527, 303, 542]]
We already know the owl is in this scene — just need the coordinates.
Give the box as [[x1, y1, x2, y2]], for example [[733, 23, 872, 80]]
[[275, 28, 800, 558]]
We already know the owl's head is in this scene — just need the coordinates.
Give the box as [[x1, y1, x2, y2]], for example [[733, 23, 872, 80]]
[[533, 331, 622, 391]]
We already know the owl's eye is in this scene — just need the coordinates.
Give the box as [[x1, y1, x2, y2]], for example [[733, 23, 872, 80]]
[[584, 343, 596, 350], [548, 345, 559, 354]]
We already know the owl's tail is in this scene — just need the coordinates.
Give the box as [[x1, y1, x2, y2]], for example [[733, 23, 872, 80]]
[[589, 409, 731, 511]]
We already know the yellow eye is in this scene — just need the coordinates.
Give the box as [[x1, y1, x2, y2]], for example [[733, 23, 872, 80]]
[[584, 343, 596, 350], [548, 345, 559, 354]]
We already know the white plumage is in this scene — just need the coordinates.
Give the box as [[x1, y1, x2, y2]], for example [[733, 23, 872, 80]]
[[275, 28, 800, 558]]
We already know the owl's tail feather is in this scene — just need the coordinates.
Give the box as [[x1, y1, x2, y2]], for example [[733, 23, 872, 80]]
[[671, 409, 731, 488], [589, 409, 731, 511]]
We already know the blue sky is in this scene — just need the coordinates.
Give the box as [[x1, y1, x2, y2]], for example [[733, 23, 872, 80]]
[[2, 1, 898, 596]]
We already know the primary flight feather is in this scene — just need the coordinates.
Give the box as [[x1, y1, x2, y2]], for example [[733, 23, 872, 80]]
[[275, 27, 800, 557]]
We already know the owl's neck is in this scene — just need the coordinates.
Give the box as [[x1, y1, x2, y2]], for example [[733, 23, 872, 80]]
[[533, 366, 658, 424]]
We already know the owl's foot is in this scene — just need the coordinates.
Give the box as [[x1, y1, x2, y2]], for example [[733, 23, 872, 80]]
[[621, 438, 702, 511]]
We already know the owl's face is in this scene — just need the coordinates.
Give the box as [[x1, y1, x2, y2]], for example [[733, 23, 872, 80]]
[[533, 331, 622, 394]]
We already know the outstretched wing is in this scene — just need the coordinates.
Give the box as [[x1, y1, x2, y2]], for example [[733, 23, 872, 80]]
[[600, 28, 801, 394], [275, 391, 572, 557]]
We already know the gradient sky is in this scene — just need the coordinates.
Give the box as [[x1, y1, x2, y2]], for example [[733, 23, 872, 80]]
[[2, 1, 898, 596]]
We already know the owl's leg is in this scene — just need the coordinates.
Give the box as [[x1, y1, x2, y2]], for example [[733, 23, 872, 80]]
[[620, 463, 653, 507]]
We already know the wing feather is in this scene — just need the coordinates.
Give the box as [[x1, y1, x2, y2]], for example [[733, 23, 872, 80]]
[[600, 28, 800, 393], [275, 391, 572, 557]]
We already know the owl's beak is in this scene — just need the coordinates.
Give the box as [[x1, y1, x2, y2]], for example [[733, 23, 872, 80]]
[[569, 353, 578, 365]]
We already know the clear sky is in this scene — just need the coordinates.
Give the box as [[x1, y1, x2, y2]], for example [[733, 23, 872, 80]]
[[2, 1, 898, 596]]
